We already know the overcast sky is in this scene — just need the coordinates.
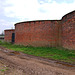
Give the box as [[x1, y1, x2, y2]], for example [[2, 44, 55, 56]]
[[0, 0, 75, 34]]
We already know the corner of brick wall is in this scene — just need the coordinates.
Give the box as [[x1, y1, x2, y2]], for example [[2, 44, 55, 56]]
[[4, 29, 15, 42], [61, 11, 75, 50]]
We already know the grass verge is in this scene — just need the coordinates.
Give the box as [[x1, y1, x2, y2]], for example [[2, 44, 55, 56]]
[[0, 41, 75, 64]]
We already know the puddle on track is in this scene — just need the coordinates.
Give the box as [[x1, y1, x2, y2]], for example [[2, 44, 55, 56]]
[[0, 57, 4, 60], [7, 51, 20, 56], [10, 51, 20, 55], [56, 62, 75, 68]]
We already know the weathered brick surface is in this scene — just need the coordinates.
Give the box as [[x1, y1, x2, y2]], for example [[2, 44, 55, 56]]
[[15, 20, 60, 47], [4, 29, 15, 42], [4, 10, 75, 50], [62, 11, 75, 50]]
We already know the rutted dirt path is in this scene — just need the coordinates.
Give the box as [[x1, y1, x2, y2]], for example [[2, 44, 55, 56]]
[[0, 46, 75, 75]]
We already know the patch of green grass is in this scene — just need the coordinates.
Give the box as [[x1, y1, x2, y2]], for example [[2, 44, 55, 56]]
[[0, 69, 5, 72], [0, 41, 75, 63], [0, 67, 8, 72]]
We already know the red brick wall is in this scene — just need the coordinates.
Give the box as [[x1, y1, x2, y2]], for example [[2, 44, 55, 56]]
[[4, 29, 15, 42], [4, 11, 75, 50], [62, 11, 75, 50], [15, 20, 60, 47]]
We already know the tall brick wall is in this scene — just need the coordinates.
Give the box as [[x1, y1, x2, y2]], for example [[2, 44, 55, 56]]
[[15, 20, 60, 47], [4, 10, 75, 50], [4, 29, 15, 42], [61, 11, 75, 50]]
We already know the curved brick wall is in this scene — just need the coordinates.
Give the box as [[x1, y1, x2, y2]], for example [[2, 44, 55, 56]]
[[62, 11, 75, 50], [4, 10, 75, 50], [15, 20, 60, 47], [4, 29, 15, 42]]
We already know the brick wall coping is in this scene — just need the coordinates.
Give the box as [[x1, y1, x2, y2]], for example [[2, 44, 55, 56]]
[[15, 20, 60, 26], [62, 10, 75, 20], [4, 29, 15, 31]]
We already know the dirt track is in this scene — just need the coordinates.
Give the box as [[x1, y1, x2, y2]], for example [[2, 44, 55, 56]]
[[0, 46, 75, 75]]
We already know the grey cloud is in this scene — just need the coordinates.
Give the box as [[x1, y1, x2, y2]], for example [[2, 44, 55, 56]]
[[53, 0, 74, 3], [38, 0, 74, 4], [38, 0, 51, 4]]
